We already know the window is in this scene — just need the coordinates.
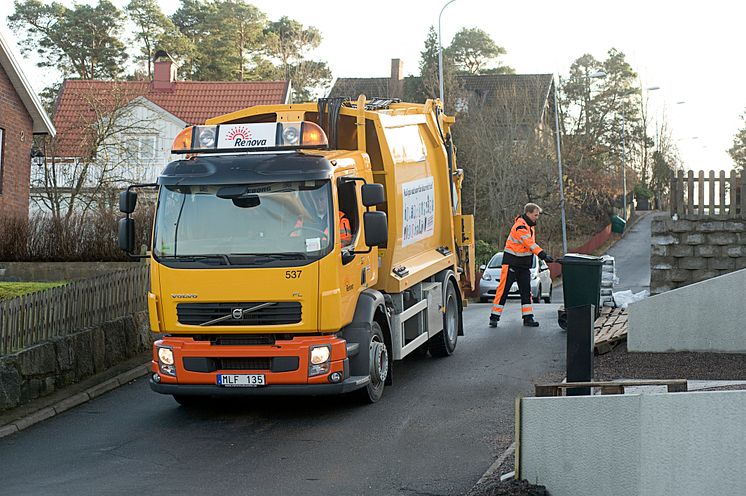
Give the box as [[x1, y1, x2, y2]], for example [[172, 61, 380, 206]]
[[0, 128, 4, 193], [140, 135, 157, 162], [336, 178, 360, 250]]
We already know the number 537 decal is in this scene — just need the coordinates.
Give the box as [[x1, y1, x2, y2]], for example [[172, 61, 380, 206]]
[[285, 270, 302, 279]]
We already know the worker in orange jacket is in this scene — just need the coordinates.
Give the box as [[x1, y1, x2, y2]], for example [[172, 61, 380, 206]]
[[489, 203, 554, 328]]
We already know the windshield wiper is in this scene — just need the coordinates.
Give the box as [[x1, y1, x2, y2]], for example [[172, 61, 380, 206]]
[[161, 254, 232, 265], [230, 252, 308, 260]]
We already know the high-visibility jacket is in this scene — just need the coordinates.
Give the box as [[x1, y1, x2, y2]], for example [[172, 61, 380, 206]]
[[293, 211, 352, 246], [502, 215, 544, 268], [339, 212, 352, 246]]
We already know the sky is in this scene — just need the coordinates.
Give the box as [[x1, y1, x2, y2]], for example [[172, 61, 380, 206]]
[[1, 0, 744, 173]]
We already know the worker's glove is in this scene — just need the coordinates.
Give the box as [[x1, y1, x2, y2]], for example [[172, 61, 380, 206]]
[[539, 251, 554, 263], [545, 254, 555, 263]]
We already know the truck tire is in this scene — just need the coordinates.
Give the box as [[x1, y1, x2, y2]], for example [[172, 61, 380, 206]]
[[356, 321, 388, 403], [428, 281, 459, 357]]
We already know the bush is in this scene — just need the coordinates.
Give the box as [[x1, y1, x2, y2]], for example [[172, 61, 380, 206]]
[[0, 209, 153, 262], [476, 239, 499, 268], [634, 183, 654, 199]]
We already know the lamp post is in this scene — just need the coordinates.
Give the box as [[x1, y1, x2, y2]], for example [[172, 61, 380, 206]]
[[553, 70, 607, 254], [438, 0, 457, 105]]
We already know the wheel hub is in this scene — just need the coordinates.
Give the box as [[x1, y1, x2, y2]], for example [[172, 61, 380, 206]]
[[370, 340, 388, 384]]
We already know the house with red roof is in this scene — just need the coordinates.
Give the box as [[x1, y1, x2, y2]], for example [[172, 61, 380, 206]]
[[46, 52, 290, 191], [0, 30, 56, 219]]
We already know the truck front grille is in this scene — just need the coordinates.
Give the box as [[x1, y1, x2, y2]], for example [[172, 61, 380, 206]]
[[177, 302, 301, 326]]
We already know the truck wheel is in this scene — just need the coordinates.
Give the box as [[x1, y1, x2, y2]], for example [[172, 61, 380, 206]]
[[357, 321, 388, 403], [173, 395, 206, 407], [429, 281, 459, 357]]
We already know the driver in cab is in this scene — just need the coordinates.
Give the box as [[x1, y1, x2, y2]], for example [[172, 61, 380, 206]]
[[291, 193, 352, 247]]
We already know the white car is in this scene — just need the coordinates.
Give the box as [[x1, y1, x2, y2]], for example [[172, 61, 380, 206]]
[[478, 252, 553, 304]]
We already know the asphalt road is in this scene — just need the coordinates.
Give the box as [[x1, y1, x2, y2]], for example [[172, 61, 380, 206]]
[[606, 212, 653, 293], [0, 295, 566, 496]]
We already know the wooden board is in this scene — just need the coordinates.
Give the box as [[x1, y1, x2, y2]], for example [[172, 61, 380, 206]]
[[593, 307, 628, 355]]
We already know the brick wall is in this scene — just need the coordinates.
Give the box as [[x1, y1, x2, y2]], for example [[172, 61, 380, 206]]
[[650, 213, 746, 294], [0, 64, 34, 219]]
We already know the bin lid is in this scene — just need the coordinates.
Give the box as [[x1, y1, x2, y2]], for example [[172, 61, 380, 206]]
[[559, 253, 603, 265]]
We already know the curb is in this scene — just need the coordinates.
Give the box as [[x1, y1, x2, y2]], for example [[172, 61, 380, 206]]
[[0, 362, 150, 439]]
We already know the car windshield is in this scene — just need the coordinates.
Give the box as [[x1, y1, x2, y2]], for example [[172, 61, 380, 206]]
[[153, 180, 333, 260], [488, 253, 537, 268], [488, 253, 503, 268]]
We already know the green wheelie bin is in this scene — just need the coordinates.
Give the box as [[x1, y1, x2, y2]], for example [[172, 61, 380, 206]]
[[560, 253, 604, 318]]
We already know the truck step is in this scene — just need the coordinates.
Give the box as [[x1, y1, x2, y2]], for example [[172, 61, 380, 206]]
[[346, 342, 360, 357]]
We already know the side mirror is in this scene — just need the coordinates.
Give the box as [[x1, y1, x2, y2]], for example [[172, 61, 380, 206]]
[[119, 190, 138, 214], [479, 264, 486, 272], [118, 218, 135, 253], [361, 183, 385, 207], [363, 211, 387, 247]]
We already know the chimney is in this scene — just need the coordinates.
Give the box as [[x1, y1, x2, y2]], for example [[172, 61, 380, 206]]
[[153, 50, 177, 91], [389, 58, 404, 99]]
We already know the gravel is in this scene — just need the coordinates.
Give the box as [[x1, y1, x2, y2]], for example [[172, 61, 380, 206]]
[[465, 478, 548, 496], [594, 342, 746, 381]]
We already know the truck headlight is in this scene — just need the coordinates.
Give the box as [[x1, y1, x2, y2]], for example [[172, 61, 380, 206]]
[[482, 273, 492, 281], [310, 345, 330, 365], [158, 346, 174, 365], [157, 345, 176, 377], [309, 345, 331, 377]]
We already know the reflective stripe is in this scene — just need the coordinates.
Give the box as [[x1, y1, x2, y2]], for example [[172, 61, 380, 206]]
[[529, 243, 540, 250], [521, 306, 533, 314], [508, 236, 522, 244], [504, 248, 532, 257], [519, 234, 532, 241], [491, 306, 504, 314]]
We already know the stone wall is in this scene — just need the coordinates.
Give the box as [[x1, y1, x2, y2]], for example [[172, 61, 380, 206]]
[[0, 311, 151, 412], [650, 213, 746, 294]]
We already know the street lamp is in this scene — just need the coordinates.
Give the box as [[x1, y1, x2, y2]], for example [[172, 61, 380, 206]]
[[438, 0, 457, 105], [553, 69, 607, 254]]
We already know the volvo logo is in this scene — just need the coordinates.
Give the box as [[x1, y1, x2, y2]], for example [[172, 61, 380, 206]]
[[171, 294, 198, 299], [232, 308, 244, 319]]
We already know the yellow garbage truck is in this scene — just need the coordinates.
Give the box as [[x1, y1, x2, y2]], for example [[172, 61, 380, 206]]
[[118, 96, 475, 404]]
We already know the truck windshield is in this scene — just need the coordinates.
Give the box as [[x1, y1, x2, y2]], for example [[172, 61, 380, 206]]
[[153, 180, 333, 261]]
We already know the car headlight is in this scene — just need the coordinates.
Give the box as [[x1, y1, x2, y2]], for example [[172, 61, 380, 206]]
[[482, 273, 492, 281], [310, 346, 330, 365]]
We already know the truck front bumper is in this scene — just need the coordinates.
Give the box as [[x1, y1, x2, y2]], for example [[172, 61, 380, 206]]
[[149, 375, 370, 396], [151, 334, 366, 396]]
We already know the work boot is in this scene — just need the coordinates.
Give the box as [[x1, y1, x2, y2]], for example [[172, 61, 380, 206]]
[[489, 314, 500, 328], [523, 316, 540, 327]]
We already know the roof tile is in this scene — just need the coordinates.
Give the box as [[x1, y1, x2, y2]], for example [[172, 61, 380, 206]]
[[53, 79, 288, 157]]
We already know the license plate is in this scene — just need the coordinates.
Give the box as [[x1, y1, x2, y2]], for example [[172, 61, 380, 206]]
[[217, 374, 266, 387]]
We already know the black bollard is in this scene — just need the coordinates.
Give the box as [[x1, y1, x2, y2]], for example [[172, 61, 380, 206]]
[[566, 304, 595, 396]]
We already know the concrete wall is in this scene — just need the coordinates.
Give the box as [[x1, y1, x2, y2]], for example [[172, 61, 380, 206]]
[[0, 311, 150, 412], [520, 391, 746, 496], [0, 261, 141, 282], [628, 268, 746, 352], [650, 213, 746, 294]]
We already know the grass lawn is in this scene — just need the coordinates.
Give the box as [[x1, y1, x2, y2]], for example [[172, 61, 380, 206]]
[[0, 282, 66, 300]]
